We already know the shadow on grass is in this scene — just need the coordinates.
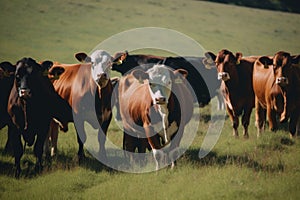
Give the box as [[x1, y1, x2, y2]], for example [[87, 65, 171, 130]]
[[0, 148, 118, 179], [182, 148, 285, 173]]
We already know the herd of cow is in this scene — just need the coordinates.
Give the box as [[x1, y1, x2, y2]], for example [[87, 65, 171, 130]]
[[0, 48, 299, 177]]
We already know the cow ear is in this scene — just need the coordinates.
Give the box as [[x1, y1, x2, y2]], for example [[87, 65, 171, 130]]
[[259, 56, 273, 69], [0, 61, 15, 72], [113, 51, 128, 65], [235, 52, 242, 65], [0, 62, 15, 79], [75, 52, 91, 63], [203, 52, 216, 69], [131, 69, 149, 83], [291, 55, 300, 67], [41, 61, 53, 71], [49, 66, 65, 80], [173, 69, 188, 84]]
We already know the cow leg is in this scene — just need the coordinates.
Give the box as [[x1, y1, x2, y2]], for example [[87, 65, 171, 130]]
[[74, 120, 85, 162], [288, 110, 300, 138], [242, 107, 252, 139], [226, 106, 238, 137], [297, 118, 300, 136], [267, 105, 277, 132], [144, 125, 165, 170], [217, 92, 225, 110], [50, 120, 59, 157], [34, 124, 49, 174], [11, 126, 23, 178], [98, 119, 111, 161], [137, 138, 148, 166], [123, 131, 138, 164], [255, 98, 266, 137], [4, 125, 14, 155], [44, 120, 59, 157]]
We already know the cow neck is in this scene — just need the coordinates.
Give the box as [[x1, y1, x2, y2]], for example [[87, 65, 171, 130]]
[[223, 76, 239, 93]]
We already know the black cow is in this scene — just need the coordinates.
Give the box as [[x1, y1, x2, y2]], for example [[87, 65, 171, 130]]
[[112, 52, 220, 107], [7, 58, 72, 178], [0, 62, 15, 153]]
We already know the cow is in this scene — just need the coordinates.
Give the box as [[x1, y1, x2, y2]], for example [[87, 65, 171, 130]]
[[7, 57, 72, 178], [0, 62, 15, 153], [253, 52, 300, 137], [112, 51, 219, 107], [204, 49, 258, 138], [48, 50, 113, 160], [118, 64, 194, 170]]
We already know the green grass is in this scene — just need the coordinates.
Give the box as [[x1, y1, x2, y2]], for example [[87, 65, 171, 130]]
[[1, 0, 300, 199]]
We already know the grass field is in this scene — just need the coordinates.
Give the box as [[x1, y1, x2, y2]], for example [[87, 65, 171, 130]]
[[1, 0, 300, 199]]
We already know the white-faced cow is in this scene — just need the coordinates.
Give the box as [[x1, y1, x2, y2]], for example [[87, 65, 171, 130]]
[[118, 64, 193, 170], [48, 50, 113, 160]]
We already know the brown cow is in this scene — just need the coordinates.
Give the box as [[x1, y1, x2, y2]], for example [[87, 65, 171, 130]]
[[118, 64, 193, 170], [205, 49, 258, 138], [49, 50, 113, 160], [253, 52, 300, 137]]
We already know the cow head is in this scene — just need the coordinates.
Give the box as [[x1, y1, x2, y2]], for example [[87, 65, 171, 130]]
[[131, 64, 187, 105], [75, 50, 112, 88], [15, 58, 50, 99], [258, 51, 298, 88], [205, 50, 242, 82], [112, 51, 128, 66]]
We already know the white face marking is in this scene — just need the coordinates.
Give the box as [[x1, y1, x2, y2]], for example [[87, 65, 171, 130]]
[[147, 64, 172, 105], [90, 50, 112, 87]]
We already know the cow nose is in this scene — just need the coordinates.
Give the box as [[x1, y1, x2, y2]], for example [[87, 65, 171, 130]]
[[19, 88, 31, 98], [276, 77, 288, 86], [155, 97, 166, 104], [97, 73, 107, 79], [218, 72, 230, 81]]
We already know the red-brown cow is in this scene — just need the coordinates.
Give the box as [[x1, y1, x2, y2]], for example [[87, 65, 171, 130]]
[[49, 50, 113, 160], [205, 49, 258, 138], [118, 64, 193, 170], [253, 52, 300, 137]]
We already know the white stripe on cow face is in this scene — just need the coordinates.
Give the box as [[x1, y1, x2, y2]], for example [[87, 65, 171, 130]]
[[147, 64, 172, 105], [90, 50, 112, 88]]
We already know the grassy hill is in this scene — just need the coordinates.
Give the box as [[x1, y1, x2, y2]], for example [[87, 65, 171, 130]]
[[0, 0, 300, 199]]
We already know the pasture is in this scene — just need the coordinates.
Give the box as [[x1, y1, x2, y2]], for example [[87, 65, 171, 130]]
[[1, 0, 300, 199]]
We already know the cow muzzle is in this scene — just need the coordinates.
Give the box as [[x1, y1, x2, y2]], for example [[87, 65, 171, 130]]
[[276, 77, 289, 87], [155, 97, 167, 105], [96, 73, 109, 88], [218, 72, 230, 81], [18, 88, 31, 99]]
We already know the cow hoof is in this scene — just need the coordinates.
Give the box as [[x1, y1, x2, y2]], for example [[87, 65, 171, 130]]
[[289, 133, 296, 139], [243, 134, 249, 139], [15, 168, 21, 179]]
